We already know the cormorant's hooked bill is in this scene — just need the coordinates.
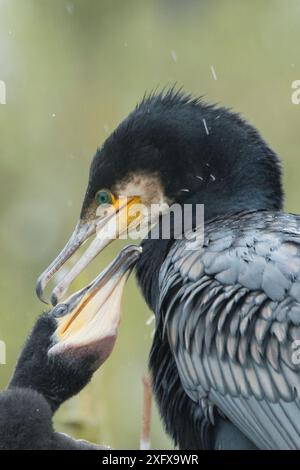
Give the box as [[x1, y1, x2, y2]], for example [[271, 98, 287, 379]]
[[36, 198, 142, 305]]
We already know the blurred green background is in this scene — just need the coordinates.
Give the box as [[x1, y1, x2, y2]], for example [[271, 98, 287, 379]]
[[0, 0, 299, 449]]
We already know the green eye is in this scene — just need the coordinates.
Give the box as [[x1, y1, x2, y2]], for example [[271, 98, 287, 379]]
[[95, 190, 114, 206]]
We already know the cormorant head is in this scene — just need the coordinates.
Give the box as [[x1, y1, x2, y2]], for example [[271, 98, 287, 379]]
[[36, 89, 284, 304], [11, 245, 141, 412]]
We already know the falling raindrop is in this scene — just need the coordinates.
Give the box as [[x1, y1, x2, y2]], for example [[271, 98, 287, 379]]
[[146, 314, 155, 326], [65, 1, 75, 15], [171, 50, 177, 62]]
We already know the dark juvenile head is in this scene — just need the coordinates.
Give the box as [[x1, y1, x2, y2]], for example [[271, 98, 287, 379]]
[[12, 246, 140, 411], [36, 89, 284, 304]]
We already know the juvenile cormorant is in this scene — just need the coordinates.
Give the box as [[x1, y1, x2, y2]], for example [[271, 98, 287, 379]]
[[1, 245, 140, 449], [36, 89, 300, 449]]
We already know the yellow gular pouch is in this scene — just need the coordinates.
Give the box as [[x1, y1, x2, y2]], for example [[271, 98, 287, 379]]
[[48, 245, 142, 367]]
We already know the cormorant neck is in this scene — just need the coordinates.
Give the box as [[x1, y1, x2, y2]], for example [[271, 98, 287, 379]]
[[136, 238, 172, 310], [8, 315, 59, 413], [186, 177, 282, 222], [9, 313, 97, 413], [136, 168, 284, 312]]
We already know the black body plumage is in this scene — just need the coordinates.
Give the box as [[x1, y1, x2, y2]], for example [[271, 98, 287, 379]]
[[152, 210, 300, 449]]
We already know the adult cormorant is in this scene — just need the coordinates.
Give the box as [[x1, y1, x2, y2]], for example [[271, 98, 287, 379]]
[[1, 245, 140, 449], [36, 90, 300, 449]]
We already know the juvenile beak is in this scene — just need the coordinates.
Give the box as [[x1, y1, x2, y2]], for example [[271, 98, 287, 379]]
[[49, 244, 142, 362], [36, 196, 141, 305]]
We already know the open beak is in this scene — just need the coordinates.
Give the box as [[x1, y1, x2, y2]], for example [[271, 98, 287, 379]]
[[48, 244, 142, 363], [36, 196, 141, 305]]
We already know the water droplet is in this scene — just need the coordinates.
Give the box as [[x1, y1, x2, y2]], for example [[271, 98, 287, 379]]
[[146, 314, 155, 326], [171, 50, 177, 62], [65, 1, 75, 15]]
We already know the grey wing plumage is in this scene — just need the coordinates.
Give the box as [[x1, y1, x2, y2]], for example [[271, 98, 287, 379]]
[[159, 211, 300, 449]]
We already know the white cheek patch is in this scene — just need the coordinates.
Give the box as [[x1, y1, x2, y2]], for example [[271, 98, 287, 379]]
[[114, 173, 170, 206], [114, 173, 172, 237]]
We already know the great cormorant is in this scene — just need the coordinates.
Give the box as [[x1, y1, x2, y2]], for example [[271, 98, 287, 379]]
[[36, 89, 300, 449], [1, 245, 140, 449]]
